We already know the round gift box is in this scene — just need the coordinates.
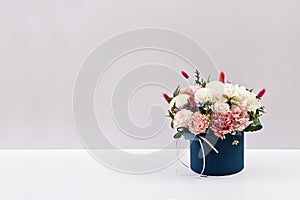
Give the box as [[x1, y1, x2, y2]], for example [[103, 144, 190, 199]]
[[189, 133, 244, 176]]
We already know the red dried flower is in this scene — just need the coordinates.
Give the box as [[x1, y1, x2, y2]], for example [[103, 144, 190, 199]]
[[163, 93, 171, 103], [219, 71, 225, 83], [257, 89, 266, 98], [181, 71, 189, 79]]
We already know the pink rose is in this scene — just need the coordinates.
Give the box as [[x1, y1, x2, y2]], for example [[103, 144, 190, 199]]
[[188, 112, 209, 135]]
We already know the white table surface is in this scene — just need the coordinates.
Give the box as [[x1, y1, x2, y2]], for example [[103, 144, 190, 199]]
[[0, 150, 299, 200]]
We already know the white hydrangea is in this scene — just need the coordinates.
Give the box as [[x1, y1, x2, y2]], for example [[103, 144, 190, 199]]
[[224, 83, 239, 98], [211, 92, 227, 103], [244, 93, 261, 111], [233, 86, 261, 111], [206, 81, 226, 103], [206, 81, 224, 92]]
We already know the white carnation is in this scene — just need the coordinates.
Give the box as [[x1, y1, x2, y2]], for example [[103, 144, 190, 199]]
[[173, 109, 193, 127], [194, 88, 211, 103], [212, 101, 230, 114]]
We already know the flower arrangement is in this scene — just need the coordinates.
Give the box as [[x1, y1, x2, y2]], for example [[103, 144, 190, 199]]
[[163, 70, 266, 145]]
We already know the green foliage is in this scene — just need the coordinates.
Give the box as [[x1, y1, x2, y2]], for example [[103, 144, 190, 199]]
[[163, 86, 180, 107], [223, 94, 238, 107], [167, 109, 175, 129], [173, 127, 189, 139], [194, 69, 209, 87], [244, 124, 263, 132], [173, 131, 182, 139], [166, 103, 179, 129], [248, 106, 265, 125], [206, 75, 211, 84], [173, 85, 180, 97], [195, 69, 201, 85], [197, 101, 212, 116], [168, 110, 174, 119], [245, 106, 265, 132], [170, 102, 177, 114]]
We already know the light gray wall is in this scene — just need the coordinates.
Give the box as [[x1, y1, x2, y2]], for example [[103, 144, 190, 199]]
[[0, 0, 299, 148]]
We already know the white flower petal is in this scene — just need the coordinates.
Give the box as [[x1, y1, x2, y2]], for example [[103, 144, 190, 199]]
[[169, 94, 189, 111]]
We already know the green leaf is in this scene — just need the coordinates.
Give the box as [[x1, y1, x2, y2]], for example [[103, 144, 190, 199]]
[[173, 131, 183, 139], [244, 124, 263, 132], [195, 69, 201, 85], [177, 127, 189, 133], [258, 106, 266, 113], [194, 70, 209, 87], [173, 85, 180, 97], [223, 94, 229, 100], [171, 102, 177, 110], [253, 118, 258, 125], [171, 121, 174, 129], [168, 110, 174, 119], [167, 97, 173, 102], [206, 75, 211, 83]]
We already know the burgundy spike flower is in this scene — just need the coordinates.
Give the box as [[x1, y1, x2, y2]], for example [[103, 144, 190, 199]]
[[219, 71, 225, 83], [163, 93, 171, 103], [181, 71, 189, 79], [257, 89, 266, 99]]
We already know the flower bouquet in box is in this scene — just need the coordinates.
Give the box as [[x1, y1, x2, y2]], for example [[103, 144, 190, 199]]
[[163, 70, 266, 176]]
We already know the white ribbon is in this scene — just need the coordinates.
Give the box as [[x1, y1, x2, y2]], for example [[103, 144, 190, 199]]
[[176, 135, 219, 177]]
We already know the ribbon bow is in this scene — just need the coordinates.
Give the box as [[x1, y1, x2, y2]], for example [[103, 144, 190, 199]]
[[176, 133, 219, 177]]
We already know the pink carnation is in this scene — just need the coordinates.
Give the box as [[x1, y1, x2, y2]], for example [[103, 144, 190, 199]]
[[188, 112, 209, 135], [231, 105, 251, 131], [211, 112, 233, 137]]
